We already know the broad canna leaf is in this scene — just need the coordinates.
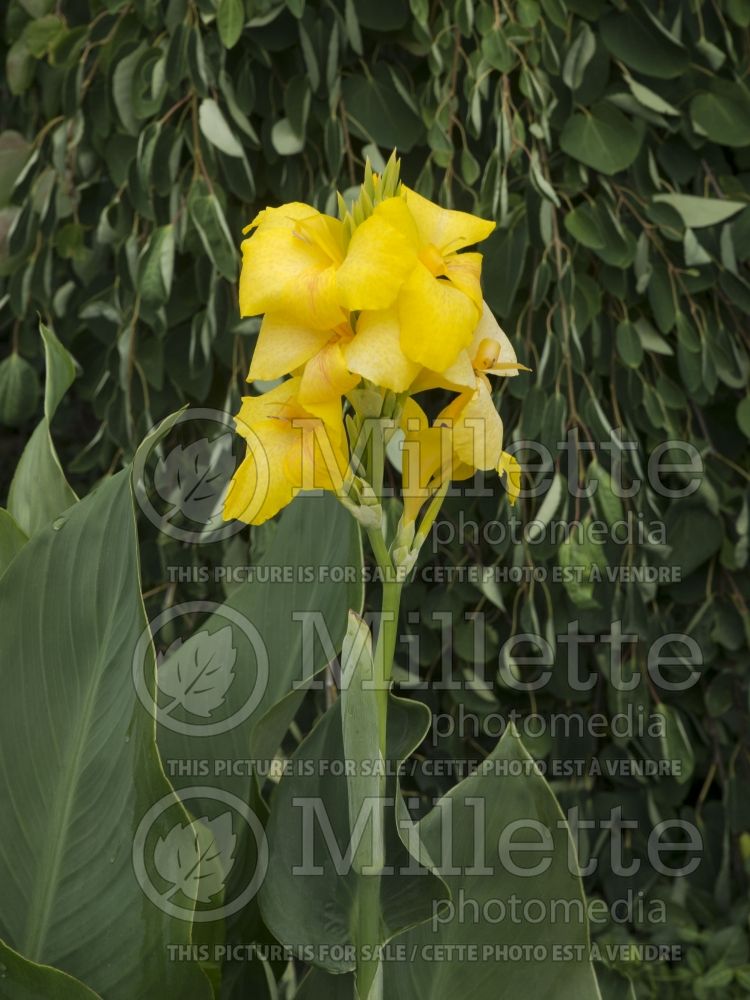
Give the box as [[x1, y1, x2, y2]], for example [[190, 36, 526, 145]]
[[380, 727, 601, 999], [0, 453, 211, 997]]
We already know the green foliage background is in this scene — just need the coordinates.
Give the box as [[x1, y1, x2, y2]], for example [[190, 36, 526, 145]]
[[2, 0, 750, 996]]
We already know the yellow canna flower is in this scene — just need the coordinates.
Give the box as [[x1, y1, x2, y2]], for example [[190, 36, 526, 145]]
[[226, 155, 524, 532], [427, 303, 525, 503], [397, 187, 495, 372], [400, 368, 521, 525], [223, 378, 349, 526], [340, 189, 496, 385], [436, 375, 504, 479]]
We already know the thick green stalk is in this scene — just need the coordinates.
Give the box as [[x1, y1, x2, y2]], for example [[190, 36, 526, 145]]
[[352, 409, 405, 1000], [355, 870, 384, 1000], [354, 534, 402, 1000], [372, 577, 403, 755]]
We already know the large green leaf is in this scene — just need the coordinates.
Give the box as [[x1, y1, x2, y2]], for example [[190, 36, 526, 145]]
[[600, 8, 688, 78], [7, 322, 77, 537], [0, 507, 27, 577], [690, 80, 750, 147], [653, 194, 746, 228], [0, 941, 100, 1000], [153, 491, 362, 994], [0, 461, 211, 998], [342, 69, 424, 153], [560, 104, 642, 175], [381, 728, 601, 999]]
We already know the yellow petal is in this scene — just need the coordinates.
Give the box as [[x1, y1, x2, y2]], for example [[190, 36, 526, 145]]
[[467, 300, 520, 377], [443, 251, 483, 310], [438, 378, 503, 471], [233, 378, 299, 437], [282, 397, 349, 493], [296, 212, 346, 265], [398, 262, 480, 371], [226, 376, 349, 523], [298, 340, 360, 404], [400, 403, 451, 525], [239, 220, 344, 329], [410, 349, 476, 393], [375, 195, 420, 244], [248, 314, 333, 381], [399, 396, 429, 432], [345, 308, 421, 392], [300, 396, 348, 443], [237, 376, 344, 446], [284, 424, 348, 494], [403, 186, 495, 253], [223, 418, 295, 525], [497, 451, 522, 504], [336, 197, 418, 311], [245, 202, 321, 234]]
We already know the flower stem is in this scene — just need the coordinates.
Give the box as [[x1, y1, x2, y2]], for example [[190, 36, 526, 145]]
[[372, 577, 402, 756], [355, 871, 384, 1000], [351, 409, 405, 1000], [352, 561, 401, 1000]]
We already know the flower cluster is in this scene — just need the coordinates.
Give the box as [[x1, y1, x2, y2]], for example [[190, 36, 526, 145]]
[[223, 154, 523, 535]]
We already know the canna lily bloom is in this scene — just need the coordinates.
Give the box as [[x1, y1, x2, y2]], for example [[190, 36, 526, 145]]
[[428, 303, 524, 501], [337, 190, 497, 388], [400, 377, 521, 526], [239, 189, 496, 395], [223, 378, 349, 525]]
